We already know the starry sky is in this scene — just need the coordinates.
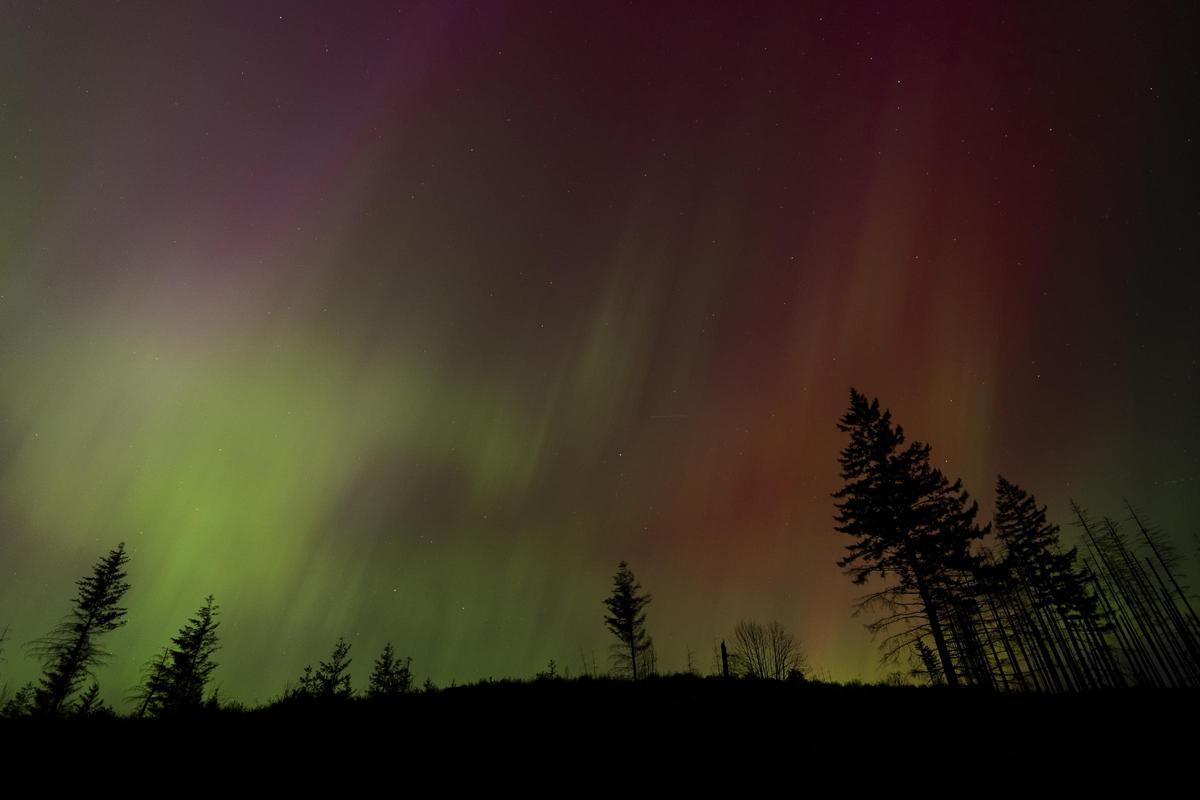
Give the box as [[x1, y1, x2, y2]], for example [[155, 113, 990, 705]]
[[1, 1, 1198, 706]]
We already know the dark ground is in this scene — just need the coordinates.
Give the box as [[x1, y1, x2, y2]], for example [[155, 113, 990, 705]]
[[3, 676, 1194, 765]]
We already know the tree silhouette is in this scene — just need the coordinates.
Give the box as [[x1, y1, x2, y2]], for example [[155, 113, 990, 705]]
[[366, 642, 412, 699], [133, 648, 171, 716], [535, 658, 559, 680], [603, 561, 652, 680], [637, 635, 659, 678], [914, 638, 943, 685], [996, 478, 1075, 592], [32, 543, 131, 715], [832, 389, 986, 687], [74, 682, 108, 718], [1, 681, 35, 719], [730, 620, 807, 680], [137, 595, 221, 716], [993, 478, 1100, 691], [296, 637, 354, 700], [1073, 502, 1200, 689]]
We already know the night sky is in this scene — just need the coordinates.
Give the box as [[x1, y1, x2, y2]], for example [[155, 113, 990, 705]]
[[1, 1, 1198, 706]]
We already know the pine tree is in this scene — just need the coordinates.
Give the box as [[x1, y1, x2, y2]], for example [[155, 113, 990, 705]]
[[915, 638, 943, 685], [832, 389, 986, 687], [32, 543, 131, 715], [295, 637, 354, 700], [1, 681, 35, 719], [74, 682, 107, 718], [996, 478, 1113, 690], [604, 561, 653, 680], [134, 648, 171, 717], [367, 642, 412, 699], [138, 596, 221, 716], [996, 477, 1072, 591]]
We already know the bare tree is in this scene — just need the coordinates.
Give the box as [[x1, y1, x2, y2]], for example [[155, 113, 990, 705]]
[[730, 620, 807, 680]]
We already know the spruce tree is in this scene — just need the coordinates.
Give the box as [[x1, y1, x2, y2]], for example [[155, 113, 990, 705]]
[[995, 477, 1072, 592], [367, 642, 412, 699], [1, 682, 35, 719], [74, 682, 106, 717], [296, 637, 354, 700], [832, 389, 986, 687], [603, 561, 652, 680], [996, 477, 1107, 689], [134, 648, 171, 717], [33, 543, 131, 715], [138, 595, 221, 716]]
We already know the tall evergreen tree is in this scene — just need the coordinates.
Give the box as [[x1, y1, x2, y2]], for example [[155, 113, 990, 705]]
[[603, 561, 652, 680], [995, 477, 1073, 592], [996, 478, 1111, 690], [32, 543, 131, 715], [138, 595, 221, 716], [832, 389, 986, 687]]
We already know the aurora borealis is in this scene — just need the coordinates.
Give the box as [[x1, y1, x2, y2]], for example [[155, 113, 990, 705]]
[[1, 1, 1198, 706]]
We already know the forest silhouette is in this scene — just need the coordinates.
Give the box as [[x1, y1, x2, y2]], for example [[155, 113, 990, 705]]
[[1, 388, 1197, 751]]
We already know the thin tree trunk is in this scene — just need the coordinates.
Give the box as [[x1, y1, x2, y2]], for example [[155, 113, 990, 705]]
[[911, 561, 959, 688], [1127, 501, 1200, 642]]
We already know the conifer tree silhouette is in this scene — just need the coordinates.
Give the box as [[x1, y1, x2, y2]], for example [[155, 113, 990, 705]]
[[832, 389, 986, 687], [74, 682, 106, 717], [296, 637, 354, 700], [603, 561, 652, 680], [915, 638, 943, 685], [1, 681, 35, 719], [134, 648, 171, 716], [137, 595, 221, 716], [367, 642, 412, 698], [995, 478, 1106, 691], [32, 543, 131, 715]]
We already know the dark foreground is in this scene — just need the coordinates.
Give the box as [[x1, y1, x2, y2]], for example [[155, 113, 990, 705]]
[[3, 676, 1195, 764]]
